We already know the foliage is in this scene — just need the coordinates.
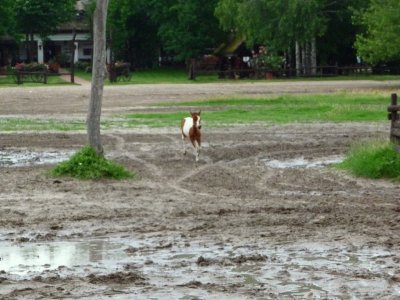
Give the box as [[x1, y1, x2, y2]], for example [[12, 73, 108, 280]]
[[337, 141, 400, 180], [149, 0, 224, 61], [15, 0, 76, 38], [75, 61, 92, 73], [317, 0, 368, 65], [0, 0, 16, 36], [215, 0, 327, 50], [354, 0, 400, 64], [14, 62, 48, 71], [108, 0, 159, 68], [258, 53, 284, 71], [49, 146, 134, 180]]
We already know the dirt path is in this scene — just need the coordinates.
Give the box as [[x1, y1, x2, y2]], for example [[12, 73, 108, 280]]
[[0, 81, 400, 299]]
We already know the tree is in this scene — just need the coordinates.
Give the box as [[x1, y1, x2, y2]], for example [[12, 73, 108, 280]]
[[216, 0, 328, 74], [149, 0, 224, 63], [108, 0, 159, 68], [15, 0, 75, 62], [0, 0, 16, 36], [318, 0, 368, 66], [354, 0, 400, 64], [87, 0, 109, 155]]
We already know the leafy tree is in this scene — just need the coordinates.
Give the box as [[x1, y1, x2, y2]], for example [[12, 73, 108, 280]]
[[108, 0, 159, 68], [354, 0, 400, 64], [216, 0, 326, 50], [149, 0, 225, 62], [15, 0, 76, 62], [0, 0, 16, 36], [318, 0, 368, 65]]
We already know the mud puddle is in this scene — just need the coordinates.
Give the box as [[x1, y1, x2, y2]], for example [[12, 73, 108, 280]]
[[0, 150, 73, 166], [0, 235, 398, 299], [262, 155, 344, 169]]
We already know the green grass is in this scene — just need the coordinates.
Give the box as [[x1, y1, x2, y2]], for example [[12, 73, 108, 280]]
[[0, 74, 72, 87], [129, 93, 388, 126], [74, 67, 400, 85], [0, 93, 390, 131], [336, 140, 400, 180], [0, 118, 85, 131], [75, 68, 219, 84], [49, 146, 134, 180]]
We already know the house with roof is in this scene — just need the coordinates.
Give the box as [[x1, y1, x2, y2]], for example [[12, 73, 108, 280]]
[[22, 0, 94, 66], [1, 0, 110, 67]]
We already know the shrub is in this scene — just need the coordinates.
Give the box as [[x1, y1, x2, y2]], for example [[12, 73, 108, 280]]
[[15, 62, 48, 72], [49, 146, 134, 180], [75, 61, 91, 73], [337, 140, 400, 180]]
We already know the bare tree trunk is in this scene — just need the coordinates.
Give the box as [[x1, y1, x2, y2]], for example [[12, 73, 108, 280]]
[[295, 41, 301, 76], [87, 0, 109, 155], [305, 42, 311, 75], [301, 43, 306, 75], [311, 37, 317, 76]]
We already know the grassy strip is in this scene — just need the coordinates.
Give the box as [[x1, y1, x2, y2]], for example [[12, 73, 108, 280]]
[[49, 146, 134, 180], [0, 74, 72, 87], [127, 93, 388, 126], [0, 118, 85, 131], [0, 93, 389, 131], [75, 67, 400, 85], [336, 141, 400, 180], [75, 68, 218, 84]]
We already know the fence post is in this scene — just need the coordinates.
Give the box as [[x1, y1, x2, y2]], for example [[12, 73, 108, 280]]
[[388, 93, 400, 144]]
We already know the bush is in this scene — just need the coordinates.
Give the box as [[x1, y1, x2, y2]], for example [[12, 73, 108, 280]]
[[74, 61, 91, 73], [15, 62, 48, 72], [49, 146, 134, 180], [337, 140, 400, 180]]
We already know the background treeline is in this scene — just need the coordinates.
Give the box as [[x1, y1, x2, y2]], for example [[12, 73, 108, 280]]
[[1, 0, 399, 70]]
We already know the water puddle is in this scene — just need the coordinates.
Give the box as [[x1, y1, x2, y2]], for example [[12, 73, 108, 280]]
[[262, 155, 344, 169], [0, 150, 73, 167], [0, 236, 398, 299]]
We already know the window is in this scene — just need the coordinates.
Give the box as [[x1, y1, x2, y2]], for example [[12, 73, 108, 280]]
[[83, 48, 92, 56]]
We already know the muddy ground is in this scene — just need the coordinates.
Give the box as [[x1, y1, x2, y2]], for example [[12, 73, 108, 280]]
[[0, 81, 400, 299]]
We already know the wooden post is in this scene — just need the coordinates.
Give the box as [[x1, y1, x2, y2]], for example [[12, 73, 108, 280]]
[[188, 58, 196, 80], [388, 93, 400, 144], [70, 30, 77, 84]]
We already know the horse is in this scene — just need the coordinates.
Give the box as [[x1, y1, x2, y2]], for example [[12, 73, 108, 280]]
[[181, 111, 202, 162]]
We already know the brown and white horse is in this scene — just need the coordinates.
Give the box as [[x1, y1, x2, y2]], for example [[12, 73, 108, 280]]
[[181, 111, 202, 162]]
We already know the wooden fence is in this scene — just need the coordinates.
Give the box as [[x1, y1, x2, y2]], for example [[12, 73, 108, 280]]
[[388, 93, 400, 144]]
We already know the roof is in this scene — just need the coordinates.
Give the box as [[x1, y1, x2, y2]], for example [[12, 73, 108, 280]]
[[214, 34, 246, 55]]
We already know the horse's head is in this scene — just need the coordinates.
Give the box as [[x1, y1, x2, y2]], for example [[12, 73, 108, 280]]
[[190, 111, 202, 130]]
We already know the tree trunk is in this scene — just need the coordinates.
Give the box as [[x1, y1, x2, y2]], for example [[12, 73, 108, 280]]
[[295, 41, 301, 76], [87, 0, 109, 155], [311, 37, 317, 76], [25, 33, 31, 63], [305, 41, 311, 76], [301, 43, 306, 75]]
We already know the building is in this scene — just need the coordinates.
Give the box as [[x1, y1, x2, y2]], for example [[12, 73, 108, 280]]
[[1, 0, 110, 67]]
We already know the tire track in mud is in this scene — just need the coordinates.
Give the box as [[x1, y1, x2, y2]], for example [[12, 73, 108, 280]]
[[105, 133, 164, 179], [105, 133, 221, 197]]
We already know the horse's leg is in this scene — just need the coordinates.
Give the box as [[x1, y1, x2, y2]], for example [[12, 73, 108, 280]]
[[181, 134, 187, 155], [194, 140, 200, 162]]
